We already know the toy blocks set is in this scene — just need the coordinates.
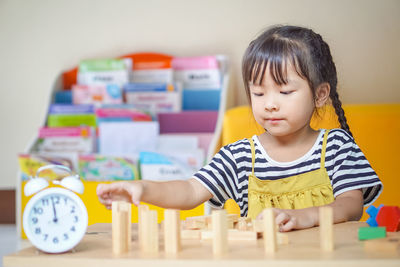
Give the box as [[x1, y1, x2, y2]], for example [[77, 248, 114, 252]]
[[111, 202, 337, 256]]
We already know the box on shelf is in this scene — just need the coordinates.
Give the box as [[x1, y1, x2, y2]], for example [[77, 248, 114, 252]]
[[79, 154, 138, 181], [158, 111, 218, 133]]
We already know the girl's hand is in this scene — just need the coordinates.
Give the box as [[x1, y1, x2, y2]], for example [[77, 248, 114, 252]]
[[257, 208, 317, 232], [96, 181, 144, 209]]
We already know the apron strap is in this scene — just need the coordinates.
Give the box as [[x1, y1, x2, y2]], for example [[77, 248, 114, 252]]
[[320, 130, 329, 168], [248, 137, 256, 176]]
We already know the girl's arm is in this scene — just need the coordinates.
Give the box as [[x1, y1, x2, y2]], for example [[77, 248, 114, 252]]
[[97, 178, 213, 210], [269, 189, 364, 232]]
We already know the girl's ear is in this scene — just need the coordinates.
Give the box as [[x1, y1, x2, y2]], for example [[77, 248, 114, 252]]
[[315, 83, 331, 108]]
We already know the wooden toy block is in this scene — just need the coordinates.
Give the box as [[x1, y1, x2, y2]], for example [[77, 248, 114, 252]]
[[185, 216, 208, 230], [111, 201, 131, 255], [201, 230, 213, 240], [364, 237, 400, 254], [212, 210, 228, 255], [164, 209, 181, 253], [138, 205, 149, 251], [141, 209, 159, 253], [263, 208, 277, 253], [185, 214, 238, 230], [376, 206, 400, 232], [277, 232, 289, 245], [181, 229, 201, 240], [236, 217, 249, 231], [200, 229, 258, 241], [366, 204, 384, 227], [251, 219, 264, 232], [319, 206, 334, 251], [228, 229, 258, 241], [358, 227, 387, 240]]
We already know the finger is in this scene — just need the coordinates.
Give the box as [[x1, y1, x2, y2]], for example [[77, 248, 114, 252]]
[[280, 217, 296, 232], [275, 212, 290, 226]]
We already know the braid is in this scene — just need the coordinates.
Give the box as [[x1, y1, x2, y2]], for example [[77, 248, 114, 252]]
[[331, 90, 353, 137], [313, 33, 353, 137]]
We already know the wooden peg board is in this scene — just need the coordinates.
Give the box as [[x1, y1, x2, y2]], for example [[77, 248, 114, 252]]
[[4, 222, 400, 267]]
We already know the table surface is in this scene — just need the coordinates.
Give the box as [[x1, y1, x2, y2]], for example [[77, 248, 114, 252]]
[[3, 221, 400, 267]]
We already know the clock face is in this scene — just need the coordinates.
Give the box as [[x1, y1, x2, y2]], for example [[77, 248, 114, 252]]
[[23, 187, 88, 253]]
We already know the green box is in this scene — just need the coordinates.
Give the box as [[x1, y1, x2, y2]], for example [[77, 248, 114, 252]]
[[47, 114, 97, 127], [358, 226, 386, 240]]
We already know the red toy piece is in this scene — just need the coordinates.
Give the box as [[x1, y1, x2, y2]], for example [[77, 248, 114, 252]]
[[376, 206, 400, 232]]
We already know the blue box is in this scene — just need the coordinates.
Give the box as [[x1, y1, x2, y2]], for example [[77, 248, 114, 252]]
[[182, 89, 220, 110]]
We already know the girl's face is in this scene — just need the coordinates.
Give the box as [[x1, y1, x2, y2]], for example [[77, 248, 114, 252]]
[[249, 63, 316, 138]]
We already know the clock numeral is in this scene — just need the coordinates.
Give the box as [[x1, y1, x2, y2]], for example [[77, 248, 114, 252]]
[[32, 217, 38, 224], [35, 227, 41, 234], [33, 207, 43, 215], [41, 199, 49, 206], [64, 233, 69, 240], [64, 197, 68, 205], [43, 234, 48, 241], [71, 226, 76, 232], [71, 205, 75, 213], [53, 237, 59, 244], [74, 216, 78, 222], [54, 196, 60, 204]]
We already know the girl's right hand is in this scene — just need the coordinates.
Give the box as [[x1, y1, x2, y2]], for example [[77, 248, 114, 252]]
[[96, 181, 143, 209]]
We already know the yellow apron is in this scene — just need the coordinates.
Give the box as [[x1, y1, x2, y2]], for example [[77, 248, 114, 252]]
[[247, 130, 334, 219]]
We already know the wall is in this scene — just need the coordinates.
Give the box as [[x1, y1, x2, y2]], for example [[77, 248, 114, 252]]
[[0, 0, 399, 189]]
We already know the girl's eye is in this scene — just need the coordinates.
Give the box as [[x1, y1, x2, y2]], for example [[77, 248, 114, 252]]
[[252, 92, 263, 97], [280, 91, 293, 95]]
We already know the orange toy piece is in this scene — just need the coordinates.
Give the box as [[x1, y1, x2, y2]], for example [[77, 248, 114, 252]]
[[376, 206, 400, 232]]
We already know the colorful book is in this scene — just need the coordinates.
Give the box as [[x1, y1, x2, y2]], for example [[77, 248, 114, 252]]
[[172, 56, 221, 89], [79, 154, 138, 181], [77, 58, 131, 87], [157, 111, 218, 133], [37, 127, 95, 153], [72, 84, 122, 105]]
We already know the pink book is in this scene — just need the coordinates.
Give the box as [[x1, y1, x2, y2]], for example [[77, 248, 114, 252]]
[[172, 56, 218, 70]]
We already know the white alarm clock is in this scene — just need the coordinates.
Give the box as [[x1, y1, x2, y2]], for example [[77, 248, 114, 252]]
[[23, 164, 88, 253]]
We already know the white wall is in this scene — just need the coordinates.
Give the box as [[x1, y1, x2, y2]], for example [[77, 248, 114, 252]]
[[0, 0, 399, 188]]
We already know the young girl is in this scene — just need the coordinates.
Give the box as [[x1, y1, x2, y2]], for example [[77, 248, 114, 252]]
[[97, 25, 382, 232]]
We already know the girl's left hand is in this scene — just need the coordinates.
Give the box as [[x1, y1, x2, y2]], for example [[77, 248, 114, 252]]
[[257, 208, 317, 232]]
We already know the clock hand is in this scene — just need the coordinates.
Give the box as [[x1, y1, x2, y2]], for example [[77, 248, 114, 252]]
[[50, 196, 58, 223]]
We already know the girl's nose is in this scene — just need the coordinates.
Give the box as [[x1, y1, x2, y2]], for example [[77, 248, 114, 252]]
[[264, 96, 278, 111]]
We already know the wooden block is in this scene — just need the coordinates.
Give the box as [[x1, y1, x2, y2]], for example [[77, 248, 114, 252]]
[[141, 209, 158, 253], [181, 229, 201, 240], [237, 217, 248, 231], [185, 214, 238, 230], [201, 230, 213, 240], [201, 229, 257, 241], [364, 237, 400, 254], [358, 227, 387, 240], [252, 219, 264, 232], [263, 208, 277, 253], [164, 209, 181, 254], [184, 215, 209, 230], [277, 232, 289, 245], [212, 210, 228, 255], [228, 229, 257, 241], [112, 201, 131, 255], [138, 205, 149, 251], [319, 206, 334, 251]]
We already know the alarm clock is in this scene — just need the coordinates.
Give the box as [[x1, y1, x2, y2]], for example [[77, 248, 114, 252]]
[[23, 164, 88, 253]]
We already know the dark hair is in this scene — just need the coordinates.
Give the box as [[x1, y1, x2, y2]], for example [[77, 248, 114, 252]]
[[242, 25, 352, 137]]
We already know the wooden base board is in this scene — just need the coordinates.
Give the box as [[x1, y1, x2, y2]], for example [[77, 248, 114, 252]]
[[4, 222, 400, 267]]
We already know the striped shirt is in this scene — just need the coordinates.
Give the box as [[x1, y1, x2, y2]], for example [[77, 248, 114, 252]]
[[194, 129, 383, 217]]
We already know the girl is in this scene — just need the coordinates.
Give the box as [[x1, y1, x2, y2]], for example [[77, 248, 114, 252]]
[[97, 25, 382, 232]]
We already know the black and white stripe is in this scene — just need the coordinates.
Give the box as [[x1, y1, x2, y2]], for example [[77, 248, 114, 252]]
[[194, 129, 383, 217]]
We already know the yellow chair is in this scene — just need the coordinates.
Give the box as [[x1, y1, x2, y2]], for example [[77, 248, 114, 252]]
[[221, 104, 400, 221]]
